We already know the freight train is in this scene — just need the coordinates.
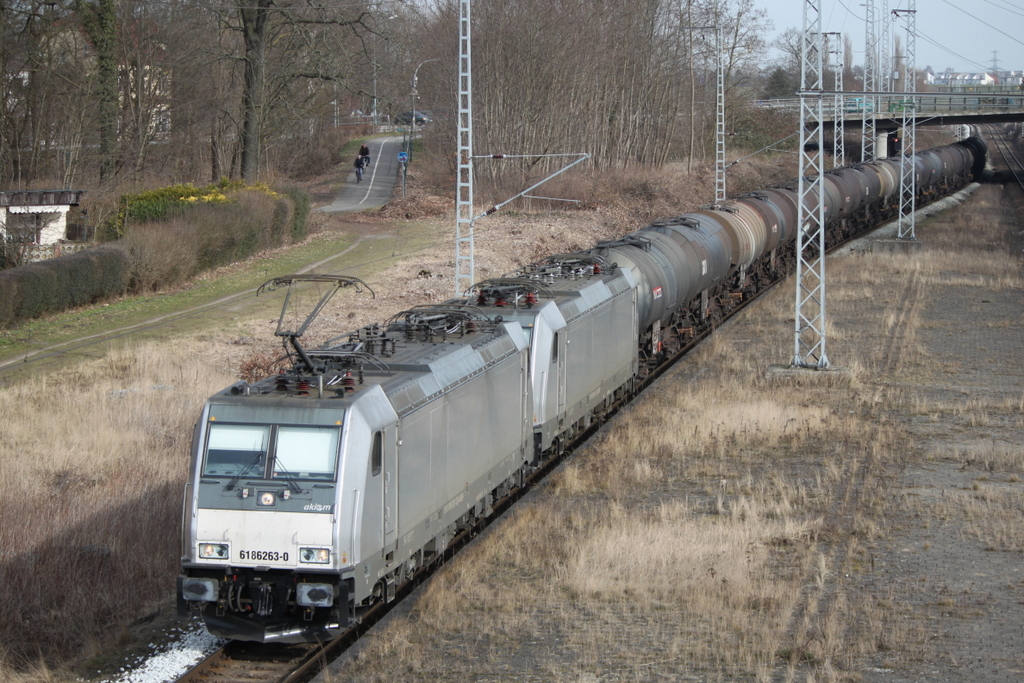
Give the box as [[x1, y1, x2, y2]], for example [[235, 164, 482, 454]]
[[178, 136, 988, 643]]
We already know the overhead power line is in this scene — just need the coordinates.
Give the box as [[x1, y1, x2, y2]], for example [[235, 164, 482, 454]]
[[917, 31, 991, 71], [936, 0, 1024, 49], [977, 0, 1024, 17]]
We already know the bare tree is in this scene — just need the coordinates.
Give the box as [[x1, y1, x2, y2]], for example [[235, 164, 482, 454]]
[[1, 1, 90, 186], [221, 0, 373, 180]]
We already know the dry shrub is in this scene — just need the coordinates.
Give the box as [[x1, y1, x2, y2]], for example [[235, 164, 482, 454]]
[[121, 216, 201, 291], [237, 349, 290, 383], [267, 127, 371, 180], [957, 440, 1024, 472], [392, 142, 798, 229], [961, 487, 1024, 551], [567, 503, 809, 611], [118, 189, 291, 293], [364, 186, 452, 221]]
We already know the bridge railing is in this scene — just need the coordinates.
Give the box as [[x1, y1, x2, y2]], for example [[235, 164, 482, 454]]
[[755, 93, 1024, 118]]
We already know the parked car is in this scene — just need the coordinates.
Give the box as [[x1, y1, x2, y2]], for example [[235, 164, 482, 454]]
[[844, 97, 874, 113], [394, 110, 432, 125]]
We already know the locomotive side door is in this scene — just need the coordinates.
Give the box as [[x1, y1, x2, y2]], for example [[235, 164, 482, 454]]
[[555, 331, 566, 414], [383, 423, 398, 550]]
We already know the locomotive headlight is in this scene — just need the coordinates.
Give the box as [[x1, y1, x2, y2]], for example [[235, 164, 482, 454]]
[[258, 491, 276, 506], [198, 543, 229, 560], [300, 547, 331, 564]]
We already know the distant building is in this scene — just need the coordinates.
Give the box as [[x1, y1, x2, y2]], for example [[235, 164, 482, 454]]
[[926, 70, 1023, 87], [926, 71, 997, 86], [0, 190, 87, 263], [1000, 71, 1024, 86]]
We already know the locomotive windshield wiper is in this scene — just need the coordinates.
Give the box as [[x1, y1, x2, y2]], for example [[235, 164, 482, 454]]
[[225, 453, 265, 491], [271, 460, 305, 494]]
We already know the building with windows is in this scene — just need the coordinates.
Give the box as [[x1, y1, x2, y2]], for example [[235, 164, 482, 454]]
[[0, 190, 87, 263], [926, 70, 1023, 87]]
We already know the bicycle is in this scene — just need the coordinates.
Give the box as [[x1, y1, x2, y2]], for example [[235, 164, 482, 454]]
[[355, 165, 363, 183]]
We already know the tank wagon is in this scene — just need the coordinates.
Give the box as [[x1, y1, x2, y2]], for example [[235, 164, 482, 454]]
[[178, 137, 987, 643]]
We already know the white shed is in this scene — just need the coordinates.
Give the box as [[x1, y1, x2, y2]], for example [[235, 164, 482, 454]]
[[0, 190, 86, 260]]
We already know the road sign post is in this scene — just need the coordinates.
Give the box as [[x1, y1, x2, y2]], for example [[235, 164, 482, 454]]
[[398, 151, 409, 197]]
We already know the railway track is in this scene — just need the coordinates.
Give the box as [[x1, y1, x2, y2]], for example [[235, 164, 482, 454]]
[[984, 124, 1024, 193], [170, 145, 988, 683]]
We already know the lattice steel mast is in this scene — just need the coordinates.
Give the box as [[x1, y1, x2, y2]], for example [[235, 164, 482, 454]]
[[680, 25, 726, 203], [895, 2, 917, 239], [880, 0, 891, 102], [455, 0, 475, 296], [714, 25, 726, 203], [862, 0, 877, 162], [793, 0, 829, 368]]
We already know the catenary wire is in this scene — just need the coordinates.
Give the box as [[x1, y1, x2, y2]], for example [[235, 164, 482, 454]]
[[936, 0, 1024, 49]]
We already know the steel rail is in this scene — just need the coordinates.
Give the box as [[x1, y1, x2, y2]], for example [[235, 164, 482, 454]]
[[984, 125, 1024, 194]]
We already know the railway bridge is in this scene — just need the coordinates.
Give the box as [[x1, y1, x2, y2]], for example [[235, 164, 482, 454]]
[[759, 90, 1024, 132]]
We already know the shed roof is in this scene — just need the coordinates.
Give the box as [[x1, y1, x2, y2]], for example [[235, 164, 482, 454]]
[[0, 190, 85, 207]]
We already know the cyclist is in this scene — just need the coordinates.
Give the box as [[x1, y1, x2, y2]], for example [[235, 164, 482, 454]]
[[353, 155, 365, 182], [358, 143, 371, 168]]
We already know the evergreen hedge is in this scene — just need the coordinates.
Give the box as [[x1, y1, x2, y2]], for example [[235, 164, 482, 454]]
[[279, 186, 310, 242], [0, 184, 310, 328], [0, 246, 129, 327]]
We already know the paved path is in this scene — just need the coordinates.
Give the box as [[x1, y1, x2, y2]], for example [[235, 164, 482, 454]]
[[318, 136, 404, 213]]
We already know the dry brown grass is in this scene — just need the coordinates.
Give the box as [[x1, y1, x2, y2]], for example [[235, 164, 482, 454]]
[[328, 265, 916, 681], [0, 167, 649, 680], [0, 341, 236, 674]]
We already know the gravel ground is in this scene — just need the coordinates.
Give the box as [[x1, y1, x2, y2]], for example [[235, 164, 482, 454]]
[[855, 222, 1024, 678]]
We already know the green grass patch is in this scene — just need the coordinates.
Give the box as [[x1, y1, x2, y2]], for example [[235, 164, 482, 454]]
[[0, 231, 353, 361], [0, 218, 447, 375]]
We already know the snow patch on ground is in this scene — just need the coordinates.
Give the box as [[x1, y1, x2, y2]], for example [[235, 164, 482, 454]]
[[96, 626, 223, 683]]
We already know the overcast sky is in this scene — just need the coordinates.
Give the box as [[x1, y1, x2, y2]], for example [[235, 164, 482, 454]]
[[754, 0, 1024, 74]]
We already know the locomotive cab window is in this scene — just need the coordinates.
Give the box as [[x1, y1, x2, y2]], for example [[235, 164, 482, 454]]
[[203, 424, 270, 477], [274, 426, 340, 480], [371, 431, 382, 476], [203, 423, 341, 480]]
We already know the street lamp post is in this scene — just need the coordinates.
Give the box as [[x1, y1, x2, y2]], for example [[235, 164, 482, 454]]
[[370, 4, 397, 128], [403, 58, 439, 197]]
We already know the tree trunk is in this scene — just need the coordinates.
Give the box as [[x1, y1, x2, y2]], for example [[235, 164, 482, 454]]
[[239, 0, 270, 181], [82, 0, 118, 181], [96, 0, 117, 181]]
